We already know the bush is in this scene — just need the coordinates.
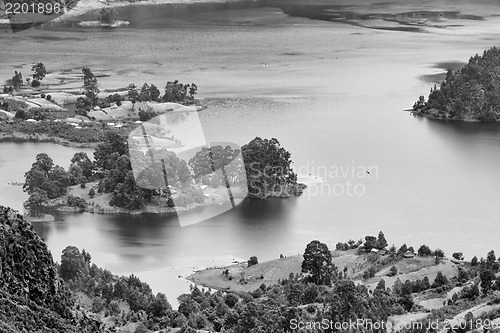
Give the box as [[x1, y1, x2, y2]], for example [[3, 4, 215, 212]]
[[88, 188, 96, 198], [99, 7, 117, 25], [15, 109, 26, 119], [247, 256, 258, 267], [67, 195, 87, 209], [46, 95, 51, 101], [31, 80, 41, 87]]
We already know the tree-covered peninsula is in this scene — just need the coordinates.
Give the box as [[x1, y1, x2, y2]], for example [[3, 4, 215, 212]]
[[413, 46, 500, 121], [23, 132, 304, 217]]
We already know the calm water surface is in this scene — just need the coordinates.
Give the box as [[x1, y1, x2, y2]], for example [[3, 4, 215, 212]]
[[1, 2, 500, 306]]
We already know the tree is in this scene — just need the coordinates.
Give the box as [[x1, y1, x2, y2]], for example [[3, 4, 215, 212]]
[[432, 271, 449, 288], [376, 231, 388, 249], [376, 279, 386, 290], [71, 151, 94, 179], [434, 248, 445, 259], [247, 256, 258, 267], [12, 71, 22, 90], [452, 252, 464, 260], [67, 195, 86, 209], [389, 265, 398, 277], [397, 244, 408, 256], [241, 137, 297, 198], [31, 63, 47, 81], [364, 235, 377, 250], [88, 188, 96, 198], [82, 67, 100, 107], [35, 152, 54, 173], [480, 269, 495, 295], [149, 84, 161, 101], [99, 7, 117, 25], [486, 250, 496, 268], [60, 246, 89, 281], [147, 293, 172, 318], [24, 188, 48, 217], [301, 240, 335, 285], [418, 244, 432, 256], [15, 109, 26, 119], [471, 256, 479, 266], [128, 83, 139, 109]]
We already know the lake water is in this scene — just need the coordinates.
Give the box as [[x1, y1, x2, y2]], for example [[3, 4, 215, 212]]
[[2, 0, 500, 306]]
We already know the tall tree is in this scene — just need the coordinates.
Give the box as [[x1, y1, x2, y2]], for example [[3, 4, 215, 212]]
[[376, 231, 388, 249], [31, 63, 47, 81], [241, 137, 297, 197], [71, 151, 94, 179], [82, 67, 100, 107], [301, 240, 335, 285], [24, 188, 48, 217]]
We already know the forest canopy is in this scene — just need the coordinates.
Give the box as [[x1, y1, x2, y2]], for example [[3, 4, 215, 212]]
[[413, 46, 500, 121]]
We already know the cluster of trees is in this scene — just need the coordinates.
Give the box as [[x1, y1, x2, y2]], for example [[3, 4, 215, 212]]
[[361, 231, 388, 251], [240, 137, 298, 198], [76, 93, 124, 116], [23, 153, 71, 215], [9, 63, 47, 91], [476, 250, 500, 295], [0, 206, 103, 332], [413, 46, 500, 121], [126, 80, 197, 106], [188, 145, 245, 188], [95, 131, 202, 209], [168, 272, 413, 332], [23, 152, 96, 215], [0, 119, 130, 143], [58, 245, 173, 330], [335, 239, 363, 251]]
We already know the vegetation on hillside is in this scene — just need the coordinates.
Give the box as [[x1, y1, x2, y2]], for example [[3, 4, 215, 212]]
[[413, 46, 500, 121], [0, 206, 103, 332], [4, 210, 500, 332]]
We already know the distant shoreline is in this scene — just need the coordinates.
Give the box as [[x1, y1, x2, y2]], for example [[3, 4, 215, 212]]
[[53, 0, 258, 22], [0, 132, 100, 148]]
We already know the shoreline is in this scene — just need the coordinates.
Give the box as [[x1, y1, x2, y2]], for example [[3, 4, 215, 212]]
[[0, 132, 100, 148], [52, 0, 258, 23], [41, 181, 307, 217], [405, 109, 486, 122]]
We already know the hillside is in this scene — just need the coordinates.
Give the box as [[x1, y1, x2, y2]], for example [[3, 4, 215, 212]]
[[413, 46, 500, 121], [0, 206, 103, 332]]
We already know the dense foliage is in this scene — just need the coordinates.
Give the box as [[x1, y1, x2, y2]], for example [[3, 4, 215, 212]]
[[241, 137, 298, 198], [414, 46, 500, 121], [0, 206, 103, 332], [0, 120, 131, 143]]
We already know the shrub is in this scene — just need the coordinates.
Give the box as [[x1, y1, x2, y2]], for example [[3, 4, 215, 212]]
[[88, 188, 96, 198], [31, 80, 41, 87], [247, 256, 258, 267], [99, 7, 117, 25], [67, 195, 87, 209], [46, 95, 52, 101]]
